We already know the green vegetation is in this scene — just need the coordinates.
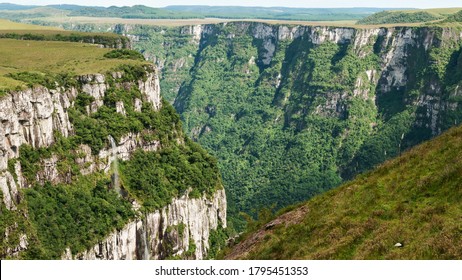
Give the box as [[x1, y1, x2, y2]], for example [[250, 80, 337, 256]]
[[66, 5, 202, 19], [124, 25, 199, 103], [356, 8, 462, 25], [1, 31, 222, 259], [443, 10, 462, 23], [0, 18, 59, 30], [164, 6, 388, 21], [206, 222, 230, 259], [103, 49, 145, 61], [228, 125, 462, 259], [0, 30, 130, 48], [116, 23, 462, 231], [172, 24, 378, 227], [120, 138, 221, 210], [24, 175, 135, 259], [0, 4, 394, 22], [0, 19, 129, 47], [357, 11, 443, 25], [0, 38, 147, 91], [8, 93, 221, 258]]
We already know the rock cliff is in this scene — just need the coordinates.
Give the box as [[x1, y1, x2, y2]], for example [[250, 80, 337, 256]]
[[64, 189, 226, 260], [0, 64, 226, 259]]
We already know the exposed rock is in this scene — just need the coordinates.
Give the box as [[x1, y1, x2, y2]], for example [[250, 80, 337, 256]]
[[75, 144, 96, 176], [80, 74, 107, 113], [116, 101, 126, 116], [0, 67, 217, 261], [37, 155, 61, 185], [138, 69, 161, 111], [5, 233, 28, 257], [67, 188, 227, 260], [134, 98, 142, 112], [309, 26, 355, 45], [0, 86, 74, 171], [278, 26, 298, 41], [0, 171, 19, 210]]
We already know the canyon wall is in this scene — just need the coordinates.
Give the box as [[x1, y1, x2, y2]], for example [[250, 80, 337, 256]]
[[0, 65, 226, 259]]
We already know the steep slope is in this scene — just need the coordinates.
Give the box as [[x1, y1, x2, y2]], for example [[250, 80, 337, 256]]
[[122, 23, 462, 227], [226, 124, 462, 260], [0, 36, 226, 259]]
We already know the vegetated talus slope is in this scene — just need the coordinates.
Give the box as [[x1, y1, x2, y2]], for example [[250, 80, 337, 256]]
[[226, 125, 462, 260]]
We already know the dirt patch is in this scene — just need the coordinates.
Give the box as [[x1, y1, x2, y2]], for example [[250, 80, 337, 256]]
[[225, 205, 309, 260]]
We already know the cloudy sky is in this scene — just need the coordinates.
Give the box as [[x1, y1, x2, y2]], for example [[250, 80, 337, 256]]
[[6, 0, 462, 8]]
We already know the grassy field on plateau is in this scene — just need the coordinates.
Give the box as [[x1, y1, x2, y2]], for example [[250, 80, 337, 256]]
[[0, 38, 148, 92], [0, 18, 60, 30]]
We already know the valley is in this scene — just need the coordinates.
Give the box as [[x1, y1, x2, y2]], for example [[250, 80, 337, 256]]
[[1, 3, 462, 260]]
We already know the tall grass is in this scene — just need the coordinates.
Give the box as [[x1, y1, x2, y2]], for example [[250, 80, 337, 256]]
[[234, 125, 462, 260]]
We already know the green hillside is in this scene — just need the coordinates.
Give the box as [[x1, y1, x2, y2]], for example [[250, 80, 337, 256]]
[[0, 19, 133, 93], [226, 124, 462, 259], [357, 8, 462, 25]]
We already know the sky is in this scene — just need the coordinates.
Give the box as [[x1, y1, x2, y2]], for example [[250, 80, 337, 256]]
[[4, 0, 462, 9]]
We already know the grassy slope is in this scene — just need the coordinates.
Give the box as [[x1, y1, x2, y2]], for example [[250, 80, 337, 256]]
[[0, 39, 147, 91], [357, 8, 462, 25], [227, 125, 462, 260], [0, 18, 59, 30], [0, 19, 147, 91]]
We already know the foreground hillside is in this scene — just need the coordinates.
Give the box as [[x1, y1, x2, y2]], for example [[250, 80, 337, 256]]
[[226, 125, 462, 259]]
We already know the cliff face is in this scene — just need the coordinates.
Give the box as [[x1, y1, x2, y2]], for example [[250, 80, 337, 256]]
[[0, 68, 161, 200], [110, 22, 462, 223], [64, 189, 226, 260], [0, 65, 226, 259]]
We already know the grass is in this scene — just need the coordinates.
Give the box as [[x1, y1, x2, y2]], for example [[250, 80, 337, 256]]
[[227, 125, 462, 260], [0, 18, 60, 30], [0, 38, 148, 92], [422, 8, 462, 15], [357, 8, 462, 26]]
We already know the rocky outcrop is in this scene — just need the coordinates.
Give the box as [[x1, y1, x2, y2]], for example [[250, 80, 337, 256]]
[[0, 87, 74, 172], [0, 63, 228, 260], [65, 189, 226, 260], [138, 70, 161, 111], [0, 68, 161, 187]]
